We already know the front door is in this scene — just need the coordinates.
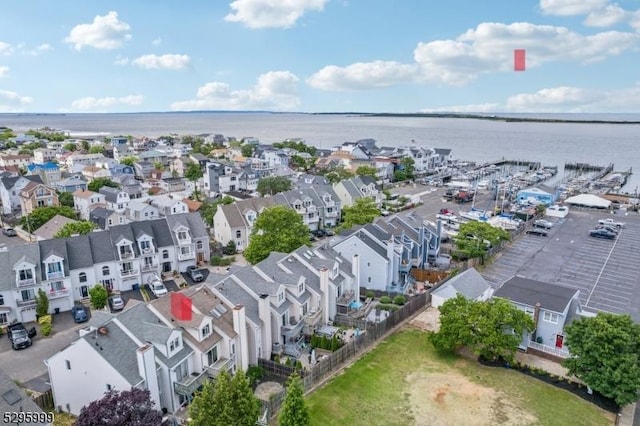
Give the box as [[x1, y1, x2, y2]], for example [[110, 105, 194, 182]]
[[163, 262, 172, 273], [80, 286, 89, 298]]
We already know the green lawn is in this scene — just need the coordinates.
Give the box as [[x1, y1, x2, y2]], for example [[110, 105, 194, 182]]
[[307, 328, 613, 426]]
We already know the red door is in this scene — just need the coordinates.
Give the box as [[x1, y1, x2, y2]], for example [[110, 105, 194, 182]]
[[555, 334, 564, 348]]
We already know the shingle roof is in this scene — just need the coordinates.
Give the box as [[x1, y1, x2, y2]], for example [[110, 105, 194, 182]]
[[0, 243, 40, 292], [0, 367, 47, 423], [37, 238, 69, 280], [210, 277, 261, 325], [494, 276, 578, 314], [431, 268, 491, 301]]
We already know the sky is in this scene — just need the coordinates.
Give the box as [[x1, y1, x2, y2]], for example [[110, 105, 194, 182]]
[[0, 0, 639, 114]]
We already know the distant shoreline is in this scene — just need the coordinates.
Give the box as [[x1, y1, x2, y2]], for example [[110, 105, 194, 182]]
[[349, 112, 640, 124]]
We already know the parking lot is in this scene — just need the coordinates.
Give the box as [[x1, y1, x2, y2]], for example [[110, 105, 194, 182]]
[[481, 209, 640, 322]]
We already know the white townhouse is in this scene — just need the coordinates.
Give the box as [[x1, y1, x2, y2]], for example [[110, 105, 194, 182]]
[[73, 189, 106, 220], [64, 153, 106, 170], [0, 175, 43, 215], [148, 194, 189, 217], [99, 186, 131, 214], [126, 199, 160, 222]]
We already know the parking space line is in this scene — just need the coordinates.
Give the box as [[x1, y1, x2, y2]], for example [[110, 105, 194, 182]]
[[585, 230, 623, 307]]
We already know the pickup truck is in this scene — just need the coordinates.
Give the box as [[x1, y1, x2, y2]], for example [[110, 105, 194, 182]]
[[7, 323, 36, 350], [598, 218, 625, 229]]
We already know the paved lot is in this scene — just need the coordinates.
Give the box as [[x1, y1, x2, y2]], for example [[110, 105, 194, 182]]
[[482, 209, 640, 322]]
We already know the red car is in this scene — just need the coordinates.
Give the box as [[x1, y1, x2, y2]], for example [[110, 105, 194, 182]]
[[439, 208, 456, 216]]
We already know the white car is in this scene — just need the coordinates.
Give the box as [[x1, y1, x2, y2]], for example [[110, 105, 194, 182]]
[[598, 218, 625, 229], [533, 219, 554, 229], [148, 276, 168, 298]]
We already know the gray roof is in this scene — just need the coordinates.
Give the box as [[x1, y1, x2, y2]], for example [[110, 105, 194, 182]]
[[431, 268, 491, 301], [99, 186, 123, 203], [0, 367, 46, 424], [0, 175, 42, 191], [0, 243, 41, 291], [233, 267, 281, 297], [37, 238, 69, 280], [494, 276, 579, 314], [210, 277, 261, 325], [65, 234, 94, 270], [165, 212, 208, 241], [88, 231, 116, 263]]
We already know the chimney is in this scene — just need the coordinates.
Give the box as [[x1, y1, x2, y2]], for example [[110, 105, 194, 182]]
[[386, 239, 396, 286], [319, 268, 331, 325], [532, 302, 541, 342], [258, 294, 272, 360], [351, 254, 361, 302], [232, 305, 249, 371], [136, 344, 161, 408]]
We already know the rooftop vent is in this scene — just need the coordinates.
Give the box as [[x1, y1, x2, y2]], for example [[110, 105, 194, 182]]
[[215, 304, 228, 314]]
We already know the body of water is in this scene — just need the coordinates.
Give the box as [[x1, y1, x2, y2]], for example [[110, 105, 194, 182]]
[[1, 112, 638, 191]]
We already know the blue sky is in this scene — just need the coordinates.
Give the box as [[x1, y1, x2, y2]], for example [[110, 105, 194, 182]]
[[0, 0, 639, 113]]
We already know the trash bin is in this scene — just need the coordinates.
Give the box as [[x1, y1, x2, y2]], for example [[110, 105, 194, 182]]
[[132, 284, 140, 291], [54, 308, 60, 315]]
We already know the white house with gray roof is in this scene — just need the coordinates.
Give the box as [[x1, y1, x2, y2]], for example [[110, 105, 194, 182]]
[[0, 174, 43, 214], [430, 268, 493, 308], [332, 176, 383, 208], [99, 186, 130, 214]]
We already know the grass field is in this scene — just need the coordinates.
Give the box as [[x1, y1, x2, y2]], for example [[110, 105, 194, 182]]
[[307, 328, 614, 426]]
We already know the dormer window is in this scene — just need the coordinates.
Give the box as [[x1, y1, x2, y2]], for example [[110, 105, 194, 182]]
[[201, 324, 211, 339], [119, 244, 133, 259], [177, 231, 188, 241], [298, 282, 304, 294], [278, 292, 284, 303], [140, 240, 152, 254]]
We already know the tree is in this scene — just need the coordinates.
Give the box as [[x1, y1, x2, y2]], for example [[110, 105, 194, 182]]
[[89, 284, 108, 309], [393, 157, 415, 182], [244, 205, 310, 264], [211, 372, 234, 426], [256, 176, 293, 196], [120, 156, 137, 167], [80, 140, 90, 151], [35, 289, 49, 318], [89, 145, 105, 154], [453, 221, 509, 260], [153, 161, 164, 170], [324, 166, 354, 184], [57, 190, 74, 207], [20, 206, 77, 231], [356, 165, 378, 179], [289, 155, 315, 172], [339, 197, 380, 231], [63, 142, 77, 152], [224, 240, 237, 255], [54, 221, 96, 238], [76, 388, 162, 426], [88, 177, 119, 192], [190, 379, 216, 425], [240, 144, 255, 158], [564, 312, 640, 406], [431, 295, 534, 362], [185, 162, 203, 200], [278, 373, 310, 426], [230, 370, 260, 425]]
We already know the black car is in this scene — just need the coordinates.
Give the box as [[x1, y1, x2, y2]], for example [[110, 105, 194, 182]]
[[594, 224, 619, 234], [526, 228, 548, 237], [589, 229, 616, 240], [312, 229, 326, 238]]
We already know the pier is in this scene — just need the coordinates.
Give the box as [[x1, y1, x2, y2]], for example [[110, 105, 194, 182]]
[[564, 162, 611, 174]]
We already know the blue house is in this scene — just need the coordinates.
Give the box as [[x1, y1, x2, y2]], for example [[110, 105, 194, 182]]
[[56, 174, 88, 193], [494, 276, 583, 359], [515, 186, 555, 206]]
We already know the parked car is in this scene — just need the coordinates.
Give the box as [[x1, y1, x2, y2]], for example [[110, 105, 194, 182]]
[[533, 219, 553, 229], [312, 228, 326, 238], [526, 228, 549, 237], [324, 229, 335, 236], [439, 208, 456, 216], [598, 218, 625, 228], [71, 304, 89, 323], [2, 228, 17, 237], [7, 323, 36, 350], [595, 224, 619, 234], [589, 229, 617, 240], [148, 276, 168, 298], [108, 295, 125, 311], [186, 265, 204, 282]]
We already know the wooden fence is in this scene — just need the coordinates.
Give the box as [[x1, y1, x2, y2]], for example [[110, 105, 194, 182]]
[[32, 389, 54, 411]]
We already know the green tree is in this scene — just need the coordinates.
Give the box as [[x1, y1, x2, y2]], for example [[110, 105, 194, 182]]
[[89, 145, 105, 154], [278, 373, 309, 426], [230, 370, 260, 425], [87, 178, 119, 192], [80, 140, 90, 151], [57, 190, 74, 208], [89, 285, 108, 309], [289, 155, 315, 172], [153, 161, 164, 170], [431, 295, 534, 362], [256, 176, 293, 196], [224, 240, 237, 255], [120, 156, 137, 167], [324, 166, 354, 184], [453, 221, 509, 260], [273, 140, 316, 156], [185, 162, 204, 200], [244, 205, 310, 264], [36, 289, 49, 318], [20, 206, 77, 231], [355, 165, 378, 179], [63, 142, 77, 152], [564, 312, 640, 406], [240, 144, 255, 158], [339, 197, 380, 231], [54, 221, 96, 238], [189, 379, 216, 426], [211, 372, 234, 425]]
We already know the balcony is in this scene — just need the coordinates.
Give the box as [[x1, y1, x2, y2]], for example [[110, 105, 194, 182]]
[[141, 247, 154, 255], [304, 308, 323, 326], [120, 269, 138, 277], [142, 263, 157, 272], [173, 370, 209, 396], [17, 298, 36, 308], [205, 355, 236, 378], [399, 260, 411, 273], [325, 210, 339, 218], [336, 290, 355, 307], [281, 316, 305, 338], [16, 278, 36, 288], [119, 251, 134, 260], [47, 271, 64, 280], [49, 288, 70, 299], [178, 252, 194, 261]]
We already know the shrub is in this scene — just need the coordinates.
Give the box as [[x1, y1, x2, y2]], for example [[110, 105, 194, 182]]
[[295, 360, 303, 371], [273, 355, 281, 364], [379, 296, 392, 304], [365, 290, 375, 299], [378, 304, 399, 312], [246, 365, 265, 386], [211, 256, 234, 266], [89, 285, 108, 309], [393, 295, 406, 305], [285, 357, 293, 367], [36, 289, 49, 318], [38, 315, 52, 337]]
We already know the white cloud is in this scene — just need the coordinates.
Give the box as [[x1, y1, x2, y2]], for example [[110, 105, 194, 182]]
[[0, 42, 13, 56], [171, 70, 300, 111], [307, 61, 419, 91], [114, 56, 129, 66], [70, 94, 143, 111], [131, 54, 191, 70], [225, 0, 327, 29], [540, 0, 609, 16], [0, 89, 33, 112], [64, 11, 131, 50], [423, 84, 640, 113], [0, 66, 8, 77], [25, 43, 52, 56], [152, 37, 162, 46], [308, 22, 639, 91]]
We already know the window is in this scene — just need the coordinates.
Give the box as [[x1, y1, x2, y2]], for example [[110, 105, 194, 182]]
[[0, 295, 3, 305], [178, 231, 188, 241], [278, 292, 284, 302], [121, 262, 133, 273], [21, 289, 35, 302], [169, 339, 175, 352], [298, 282, 304, 293], [106, 384, 112, 391], [19, 269, 33, 280], [102, 266, 110, 276], [65, 360, 71, 370], [543, 311, 559, 324], [524, 307, 535, 318], [140, 240, 151, 251], [47, 262, 62, 274], [0, 313, 6, 325], [207, 346, 218, 365], [162, 250, 169, 259], [79, 272, 87, 283], [119, 245, 132, 258], [180, 246, 191, 256], [144, 257, 154, 267], [201, 324, 211, 338], [236, 230, 241, 239], [196, 241, 203, 250], [50, 281, 65, 291]]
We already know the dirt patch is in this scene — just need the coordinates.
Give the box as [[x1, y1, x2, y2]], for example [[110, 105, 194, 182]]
[[254, 381, 284, 401], [409, 306, 440, 332], [406, 371, 537, 426]]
